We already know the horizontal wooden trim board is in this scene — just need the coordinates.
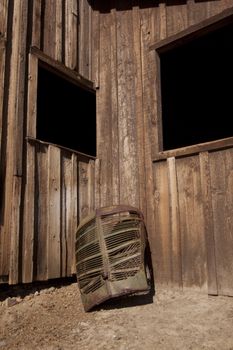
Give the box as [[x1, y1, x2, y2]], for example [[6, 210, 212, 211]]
[[153, 137, 233, 161], [30, 46, 95, 92], [26, 137, 96, 161], [150, 6, 233, 53]]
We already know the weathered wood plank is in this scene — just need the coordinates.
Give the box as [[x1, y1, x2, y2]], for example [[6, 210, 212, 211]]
[[0, 0, 8, 39], [31, 0, 42, 48], [87, 160, 95, 214], [60, 150, 79, 277], [61, 151, 70, 277], [199, 151, 218, 295], [9, 176, 22, 284], [153, 137, 233, 161], [110, 4, 120, 206], [139, 5, 157, 268], [43, 0, 62, 61], [209, 149, 233, 296], [47, 145, 61, 279], [0, 40, 6, 163], [91, 0, 100, 87], [132, 3, 146, 214], [22, 142, 35, 283], [78, 161, 89, 220], [207, 0, 233, 18], [166, 0, 188, 37], [7, 0, 28, 284], [70, 153, 78, 274], [79, 0, 91, 79], [36, 144, 49, 280], [187, 0, 207, 26], [116, 3, 139, 207], [97, 10, 112, 206], [94, 158, 101, 209], [31, 46, 94, 92], [150, 6, 233, 52], [167, 157, 182, 287], [27, 54, 38, 137], [153, 160, 171, 285], [65, 0, 78, 70], [158, 2, 167, 40], [176, 156, 207, 290]]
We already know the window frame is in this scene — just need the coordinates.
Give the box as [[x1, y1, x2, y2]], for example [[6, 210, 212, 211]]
[[27, 46, 96, 157], [150, 6, 233, 161]]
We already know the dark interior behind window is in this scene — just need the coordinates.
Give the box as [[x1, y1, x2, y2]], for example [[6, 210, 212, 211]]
[[160, 21, 233, 151], [37, 66, 96, 156]]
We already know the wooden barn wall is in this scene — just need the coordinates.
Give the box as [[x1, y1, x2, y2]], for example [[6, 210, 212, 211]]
[[0, 0, 96, 284], [150, 0, 233, 296], [1, 0, 233, 293], [22, 140, 98, 283], [92, 0, 233, 296]]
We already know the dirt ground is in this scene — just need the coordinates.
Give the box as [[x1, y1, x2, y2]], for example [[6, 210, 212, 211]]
[[1, 279, 233, 350]]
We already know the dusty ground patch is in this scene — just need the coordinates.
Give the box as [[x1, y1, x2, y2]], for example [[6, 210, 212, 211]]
[[1, 280, 233, 350]]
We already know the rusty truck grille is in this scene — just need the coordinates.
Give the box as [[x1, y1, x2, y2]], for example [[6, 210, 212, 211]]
[[75, 205, 150, 311]]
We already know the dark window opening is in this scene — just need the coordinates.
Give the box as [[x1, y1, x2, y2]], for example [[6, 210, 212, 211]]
[[37, 65, 96, 156], [160, 21, 233, 151]]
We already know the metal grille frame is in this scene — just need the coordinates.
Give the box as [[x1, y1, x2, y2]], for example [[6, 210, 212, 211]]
[[75, 205, 151, 311]]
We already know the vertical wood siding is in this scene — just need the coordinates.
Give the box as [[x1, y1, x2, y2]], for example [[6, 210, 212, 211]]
[[153, 148, 233, 296], [1, 0, 233, 295], [94, 0, 233, 296], [0, 0, 96, 284], [29, 0, 92, 78], [22, 140, 98, 283], [150, 1, 233, 295]]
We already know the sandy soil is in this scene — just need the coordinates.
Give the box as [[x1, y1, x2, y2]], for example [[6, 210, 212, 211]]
[[1, 279, 233, 350]]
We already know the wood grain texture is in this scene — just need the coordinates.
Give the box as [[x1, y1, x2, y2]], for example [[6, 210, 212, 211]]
[[79, 161, 89, 220], [91, 0, 100, 87], [187, 0, 207, 26], [176, 156, 207, 291], [27, 54, 38, 137], [31, 0, 41, 47], [209, 149, 233, 296], [87, 160, 95, 213], [158, 3, 167, 40], [139, 5, 158, 275], [79, 0, 92, 79], [6, 0, 28, 284], [47, 145, 61, 279], [43, 0, 62, 61], [166, 0, 188, 36], [65, 0, 78, 70], [22, 142, 35, 283], [94, 158, 101, 209], [0, 40, 6, 164], [70, 153, 78, 274], [116, 2, 139, 207], [153, 160, 171, 285], [110, 5, 120, 206], [97, 10, 113, 206], [36, 143, 49, 280], [61, 151, 71, 277], [199, 151, 218, 295], [0, 0, 8, 39], [167, 157, 182, 287], [132, 3, 146, 214], [207, 0, 233, 18]]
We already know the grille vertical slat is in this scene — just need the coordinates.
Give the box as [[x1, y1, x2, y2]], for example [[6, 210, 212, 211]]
[[75, 205, 151, 311]]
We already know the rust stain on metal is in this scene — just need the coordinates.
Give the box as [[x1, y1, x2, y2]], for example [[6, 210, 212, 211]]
[[75, 205, 151, 311]]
